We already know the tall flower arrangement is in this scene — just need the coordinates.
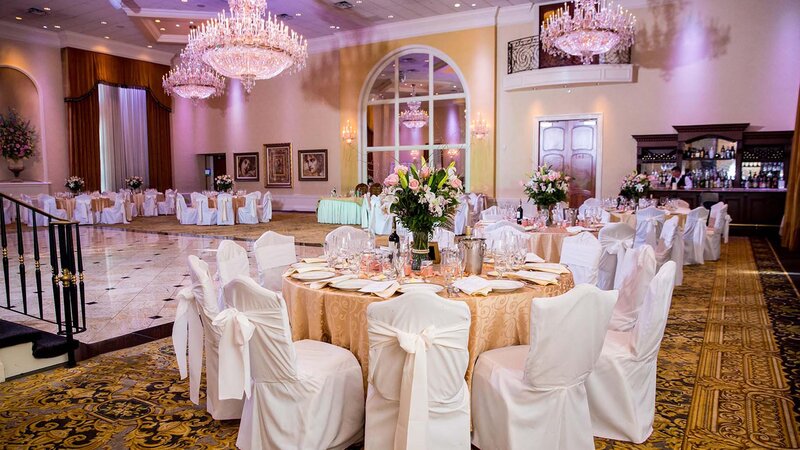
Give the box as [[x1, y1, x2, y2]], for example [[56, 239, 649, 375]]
[[619, 171, 653, 202], [0, 108, 37, 161], [381, 159, 463, 269], [65, 176, 85, 194], [214, 174, 233, 192], [125, 176, 144, 191], [524, 165, 570, 207]]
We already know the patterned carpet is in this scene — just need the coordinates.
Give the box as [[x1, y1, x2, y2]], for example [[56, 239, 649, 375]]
[[1, 237, 799, 449]]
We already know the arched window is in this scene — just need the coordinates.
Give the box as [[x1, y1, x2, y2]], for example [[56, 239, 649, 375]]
[[360, 47, 470, 188]]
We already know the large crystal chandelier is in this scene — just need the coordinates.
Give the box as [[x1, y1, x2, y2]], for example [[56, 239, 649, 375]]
[[400, 85, 429, 129], [162, 49, 226, 102], [187, 0, 307, 93], [540, 0, 636, 65]]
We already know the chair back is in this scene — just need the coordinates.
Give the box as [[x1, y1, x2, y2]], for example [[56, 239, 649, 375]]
[[480, 205, 501, 222], [216, 240, 250, 285], [610, 245, 657, 331], [634, 207, 666, 248], [355, 183, 369, 196], [578, 198, 602, 219], [524, 284, 617, 388], [432, 227, 456, 250], [187, 255, 219, 315], [710, 204, 728, 232], [659, 216, 679, 249], [632, 262, 676, 361], [560, 232, 602, 285], [672, 199, 690, 209], [325, 226, 368, 247], [597, 223, 635, 290], [683, 206, 709, 264], [253, 231, 296, 290], [176, 194, 189, 220], [484, 219, 525, 233], [216, 193, 235, 224]]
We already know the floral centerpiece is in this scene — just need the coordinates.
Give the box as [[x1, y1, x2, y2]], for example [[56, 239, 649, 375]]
[[0, 108, 37, 179], [381, 159, 463, 270], [65, 176, 85, 194], [125, 176, 144, 191], [214, 174, 233, 192], [619, 171, 653, 203], [523, 165, 570, 224]]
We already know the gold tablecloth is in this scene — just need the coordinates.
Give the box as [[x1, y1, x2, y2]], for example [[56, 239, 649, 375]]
[[283, 270, 574, 387], [609, 207, 690, 229], [131, 193, 165, 216], [207, 196, 246, 216], [55, 198, 112, 220], [478, 224, 595, 262]]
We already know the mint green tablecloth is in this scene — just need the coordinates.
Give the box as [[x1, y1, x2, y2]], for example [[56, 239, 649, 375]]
[[317, 197, 363, 225]]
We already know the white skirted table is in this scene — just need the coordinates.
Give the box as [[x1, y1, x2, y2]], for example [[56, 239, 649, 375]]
[[317, 197, 363, 225]]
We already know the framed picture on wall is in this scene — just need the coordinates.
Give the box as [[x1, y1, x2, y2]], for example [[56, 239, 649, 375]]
[[234, 152, 259, 181], [264, 143, 293, 188], [298, 149, 328, 181]]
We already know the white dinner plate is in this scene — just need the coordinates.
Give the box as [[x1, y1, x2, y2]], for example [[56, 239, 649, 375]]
[[291, 271, 337, 281], [488, 280, 525, 292], [331, 279, 372, 291], [398, 283, 445, 294], [291, 262, 328, 269]]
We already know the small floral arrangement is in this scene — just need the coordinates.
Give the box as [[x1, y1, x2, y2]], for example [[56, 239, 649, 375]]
[[0, 108, 37, 161], [214, 174, 233, 192], [619, 171, 654, 201], [125, 176, 144, 190], [65, 176, 85, 194], [523, 165, 570, 208]]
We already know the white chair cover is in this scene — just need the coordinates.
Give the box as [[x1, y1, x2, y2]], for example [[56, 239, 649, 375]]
[[369, 195, 394, 236], [683, 207, 709, 265], [176, 195, 198, 225], [37, 195, 68, 225], [325, 226, 369, 247], [73, 194, 96, 225], [432, 227, 456, 250], [484, 219, 525, 233], [216, 193, 235, 226], [655, 216, 683, 286], [361, 194, 371, 229], [237, 192, 260, 224], [142, 191, 159, 217], [485, 226, 532, 252], [467, 193, 484, 226], [586, 262, 677, 443], [453, 199, 469, 235], [560, 232, 603, 286], [157, 189, 176, 215], [633, 207, 666, 248], [521, 201, 537, 219], [253, 231, 297, 292], [216, 240, 250, 310], [194, 193, 218, 226], [577, 198, 603, 220], [172, 287, 203, 404], [608, 245, 657, 332], [471, 284, 618, 450], [366, 291, 471, 450], [480, 205, 502, 222], [186, 255, 243, 420], [704, 204, 727, 261], [672, 199, 690, 209], [217, 276, 364, 450], [99, 196, 129, 225], [258, 192, 273, 223], [597, 223, 635, 290]]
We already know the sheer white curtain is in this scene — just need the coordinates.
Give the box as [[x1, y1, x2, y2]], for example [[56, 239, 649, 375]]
[[99, 84, 149, 192]]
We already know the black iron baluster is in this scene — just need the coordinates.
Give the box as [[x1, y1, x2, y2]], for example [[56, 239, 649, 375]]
[[15, 204, 27, 314], [63, 223, 79, 331], [48, 223, 63, 335], [57, 223, 76, 367], [0, 197, 9, 308], [74, 224, 86, 331], [32, 213, 43, 320]]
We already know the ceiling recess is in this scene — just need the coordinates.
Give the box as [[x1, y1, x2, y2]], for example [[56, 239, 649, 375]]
[[333, 1, 354, 10]]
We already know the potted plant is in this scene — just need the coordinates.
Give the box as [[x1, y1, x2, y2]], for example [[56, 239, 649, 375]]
[[619, 171, 654, 204], [523, 165, 571, 225], [65, 176, 85, 195], [125, 176, 144, 192], [214, 174, 233, 193], [0, 108, 37, 180], [380, 159, 463, 271]]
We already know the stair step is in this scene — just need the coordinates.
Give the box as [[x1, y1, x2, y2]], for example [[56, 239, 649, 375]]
[[0, 320, 77, 359], [0, 320, 41, 349]]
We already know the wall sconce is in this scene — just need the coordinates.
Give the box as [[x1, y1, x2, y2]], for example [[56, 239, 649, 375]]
[[471, 113, 490, 140], [342, 120, 356, 144]]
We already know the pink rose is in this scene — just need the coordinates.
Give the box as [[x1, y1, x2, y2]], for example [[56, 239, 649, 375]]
[[420, 166, 431, 179], [409, 179, 420, 191], [548, 172, 558, 181], [450, 177, 462, 189], [384, 173, 399, 186], [395, 165, 409, 175]]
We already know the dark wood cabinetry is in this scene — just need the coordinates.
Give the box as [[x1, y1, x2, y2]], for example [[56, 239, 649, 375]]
[[634, 124, 792, 228]]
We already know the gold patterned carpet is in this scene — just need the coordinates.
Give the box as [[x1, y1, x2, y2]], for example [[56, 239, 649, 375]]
[[1, 237, 799, 449]]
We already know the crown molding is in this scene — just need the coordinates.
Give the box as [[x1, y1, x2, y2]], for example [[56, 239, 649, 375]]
[[497, 3, 536, 26], [122, 7, 219, 20], [0, 21, 61, 46], [58, 31, 175, 65]]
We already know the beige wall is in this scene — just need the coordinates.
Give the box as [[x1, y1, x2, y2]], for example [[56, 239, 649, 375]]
[[0, 38, 68, 189], [171, 49, 342, 202], [496, 0, 800, 200]]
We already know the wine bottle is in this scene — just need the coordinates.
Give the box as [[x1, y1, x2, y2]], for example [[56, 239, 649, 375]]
[[516, 200, 524, 225], [388, 218, 399, 251]]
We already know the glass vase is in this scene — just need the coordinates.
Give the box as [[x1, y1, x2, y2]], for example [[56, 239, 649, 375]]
[[411, 230, 430, 272]]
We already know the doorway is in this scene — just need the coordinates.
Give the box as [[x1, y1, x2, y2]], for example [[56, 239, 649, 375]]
[[200, 153, 227, 191], [537, 115, 601, 207]]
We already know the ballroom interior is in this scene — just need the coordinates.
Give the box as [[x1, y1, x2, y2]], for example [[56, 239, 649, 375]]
[[0, 0, 799, 448]]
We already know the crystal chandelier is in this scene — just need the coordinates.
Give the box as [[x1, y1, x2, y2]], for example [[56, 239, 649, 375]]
[[187, 0, 307, 94], [400, 85, 429, 129], [540, 0, 636, 65], [162, 50, 226, 102]]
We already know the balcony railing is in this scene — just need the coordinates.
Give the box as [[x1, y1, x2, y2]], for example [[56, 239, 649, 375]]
[[507, 35, 632, 74]]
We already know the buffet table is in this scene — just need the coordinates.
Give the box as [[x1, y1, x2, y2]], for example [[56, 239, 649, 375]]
[[283, 269, 574, 386], [317, 197, 364, 225]]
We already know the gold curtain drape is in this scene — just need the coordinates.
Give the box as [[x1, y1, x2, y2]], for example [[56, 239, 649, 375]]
[[62, 47, 173, 191], [780, 86, 800, 251]]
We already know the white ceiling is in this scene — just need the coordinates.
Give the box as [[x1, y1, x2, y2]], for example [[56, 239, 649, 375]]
[[0, 0, 534, 54]]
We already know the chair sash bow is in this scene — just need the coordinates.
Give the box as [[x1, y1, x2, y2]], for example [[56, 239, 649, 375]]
[[172, 288, 203, 404], [212, 309, 256, 399]]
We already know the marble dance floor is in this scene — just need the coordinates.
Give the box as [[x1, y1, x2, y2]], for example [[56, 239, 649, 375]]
[[0, 226, 321, 343]]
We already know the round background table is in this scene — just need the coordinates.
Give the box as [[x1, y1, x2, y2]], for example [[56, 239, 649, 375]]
[[609, 207, 690, 229], [283, 268, 575, 387]]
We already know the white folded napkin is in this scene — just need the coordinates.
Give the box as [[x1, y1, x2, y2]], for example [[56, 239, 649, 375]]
[[525, 252, 545, 263], [509, 270, 559, 285], [524, 262, 570, 274], [453, 276, 492, 296], [524, 226, 535, 231], [283, 264, 331, 276], [566, 226, 592, 234], [301, 257, 327, 264], [309, 274, 356, 290], [359, 281, 400, 299]]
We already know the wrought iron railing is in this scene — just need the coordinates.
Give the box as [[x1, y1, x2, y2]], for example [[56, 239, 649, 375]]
[[507, 35, 632, 74], [0, 193, 86, 366]]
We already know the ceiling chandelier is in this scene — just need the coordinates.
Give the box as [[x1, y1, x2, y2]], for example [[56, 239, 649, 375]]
[[540, 0, 636, 65], [187, 0, 308, 94], [400, 85, 429, 129], [162, 50, 226, 102]]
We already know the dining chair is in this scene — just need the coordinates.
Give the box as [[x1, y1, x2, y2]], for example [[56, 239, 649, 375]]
[[176, 194, 198, 225], [158, 189, 176, 215], [252, 231, 297, 292], [597, 222, 635, 290], [258, 192, 273, 223], [608, 245, 657, 332], [633, 207, 666, 248], [220, 276, 364, 450], [194, 193, 218, 226], [585, 262, 677, 443], [453, 199, 469, 235], [73, 194, 96, 225], [172, 287, 203, 405], [560, 232, 603, 285], [369, 195, 393, 235], [366, 290, 471, 450], [237, 192, 260, 224], [325, 226, 369, 248], [480, 205, 502, 222], [683, 207, 709, 265], [432, 227, 456, 250], [704, 204, 728, 261], [99, 196, 129, 225], [471, 284, 618, 450], [216, 240, 250, 310], [142, 191, 159, 217], [655, 216, 683, 285], [216, 193, 236, 226]]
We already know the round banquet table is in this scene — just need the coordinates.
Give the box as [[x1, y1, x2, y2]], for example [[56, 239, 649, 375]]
[[207, 195, 247, 216], [609, 207, 690, 229], [283, 268, 574, 387], [317, 197, 364, 226], [525, 226, 598, 263], [56, 197, 113, 220], [131, 192, 165, 216]]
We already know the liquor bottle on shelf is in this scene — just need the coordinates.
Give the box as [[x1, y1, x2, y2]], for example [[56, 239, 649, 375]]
[[516, 200, 524, 225], [778, 171, 786, 189]]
